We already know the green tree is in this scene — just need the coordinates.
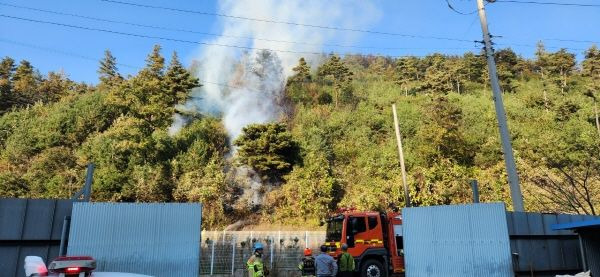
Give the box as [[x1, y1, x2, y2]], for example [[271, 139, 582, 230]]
[[165, 51, 200, 106], [317, 55, 354, 107], [266, 151, 335, 225], [494, 48, 519, 93], [37, 71, 74, 103], [286, 57, 316, 104], [583, 45, 600, 96], [416, 96, 475, 165], [462, 52, 486, 83], [108, 45, 177, 128], [0, 172, 29, 197], [142, 45, 165, 80], [97, 50, 122, 88], [12, 60, 41, 106], [547, 49, 576, 94], [234, 123, 300, 181], [421, 54, 453, 94], [446, 57, 468, 94], [394, 56, 420, 94], [0, 57, 16, 113], [288, 57, 312, 84], [173, 155, 229, 228], [582, 45, 600, 135]]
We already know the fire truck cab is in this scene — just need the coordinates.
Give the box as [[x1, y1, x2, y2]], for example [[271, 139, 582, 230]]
[[323, 210, 405, 277]]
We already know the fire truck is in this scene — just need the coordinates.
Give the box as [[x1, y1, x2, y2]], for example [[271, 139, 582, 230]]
[[322, 210, 405, 277]]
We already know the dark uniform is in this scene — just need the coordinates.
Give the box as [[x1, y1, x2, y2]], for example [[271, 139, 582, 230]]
[[298, 256, 316, 276]]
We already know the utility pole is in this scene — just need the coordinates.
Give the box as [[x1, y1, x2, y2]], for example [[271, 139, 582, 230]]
[[476, 0, 524, 211], [392, 104, 411, 207]]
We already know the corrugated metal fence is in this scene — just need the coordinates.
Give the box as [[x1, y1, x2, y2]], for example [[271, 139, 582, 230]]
[[200, 230, 325, 275], [68, 202, 202, 277], [506, 212, 600, 276], [0, 198, 73, 277], [402, 203, 514, 277]]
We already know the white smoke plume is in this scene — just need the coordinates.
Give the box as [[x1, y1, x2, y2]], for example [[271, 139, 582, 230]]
[[182, 0, 381, 139], [174, 0, 381, 208]]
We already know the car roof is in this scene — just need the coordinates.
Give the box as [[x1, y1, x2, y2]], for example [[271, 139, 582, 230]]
[[92, 273, 153, 277]]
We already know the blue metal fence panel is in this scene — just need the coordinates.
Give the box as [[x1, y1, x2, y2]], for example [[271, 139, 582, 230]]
[[505, 211, 600, 275], [0, 198, 73, 277], [68, 202, 202, 277], [403, 203, 513, 277]]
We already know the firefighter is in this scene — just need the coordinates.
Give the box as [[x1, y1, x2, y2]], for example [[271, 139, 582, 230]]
[[298, 248, 316, 276], [247, 242, 269, 277], [337, 243, 355, 277]]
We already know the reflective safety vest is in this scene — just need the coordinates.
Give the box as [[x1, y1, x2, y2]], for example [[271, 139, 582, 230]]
[[298, 256, 316, 276], [247, 254, 265, 277]]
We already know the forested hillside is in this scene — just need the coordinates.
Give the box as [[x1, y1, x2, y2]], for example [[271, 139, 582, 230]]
[[1, 43, 599, 228]]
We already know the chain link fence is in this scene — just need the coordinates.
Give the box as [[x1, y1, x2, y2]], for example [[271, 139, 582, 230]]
[[200, 231, 325, 276]]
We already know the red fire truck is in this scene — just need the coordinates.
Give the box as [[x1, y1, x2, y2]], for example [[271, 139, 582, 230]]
[[322, 210, 405, 277]]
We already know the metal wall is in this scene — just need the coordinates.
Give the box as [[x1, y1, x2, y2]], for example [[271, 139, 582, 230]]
[[0, 198, 73, 277], [67, 202, 202, 277], [403, 203, 513, 277], [580, 230, 600, 276], [506, 212, 600, 276]]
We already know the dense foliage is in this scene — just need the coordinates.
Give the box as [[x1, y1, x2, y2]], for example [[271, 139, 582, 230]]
[[1, 43, 599, 228]]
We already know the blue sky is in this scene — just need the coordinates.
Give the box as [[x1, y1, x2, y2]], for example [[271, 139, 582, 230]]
[[0, 0, 599, 84]]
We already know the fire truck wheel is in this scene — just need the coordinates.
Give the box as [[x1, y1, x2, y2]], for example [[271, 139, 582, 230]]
[[360, 259, 387, 277]]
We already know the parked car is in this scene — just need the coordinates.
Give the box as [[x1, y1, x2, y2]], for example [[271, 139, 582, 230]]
[[25, 256, 153, 277]]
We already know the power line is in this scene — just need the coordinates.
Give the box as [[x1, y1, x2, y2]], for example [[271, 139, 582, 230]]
[[0, 2, 476, 52], [0, 14, 323, 56], [100, 0, 476, 43], [494, 0, 600, 7], [445, 0, 481, 15], [0, 37, 263, 92], [0, 37, 138, 69], [544, 38, 600, 44], [0, 14, 471, 58]]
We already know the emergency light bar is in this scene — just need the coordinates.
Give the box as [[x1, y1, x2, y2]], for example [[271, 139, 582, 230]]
[[48, 256, 96, 274]]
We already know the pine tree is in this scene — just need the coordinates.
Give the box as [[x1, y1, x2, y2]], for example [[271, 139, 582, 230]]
[[0, 57, 16, 113], [462, 52, 486, 83], [582, 45, 600, 136], [317, 55, 353, 106], [494, 48, 519, 93], [289, 57, 311, 83], [37, 71, 73, 103], [234, 123, 300, 182], [446, 57, 467, 94], [421, 54, 452, 94], [394, 57, 420, 94], [535, 42, 550, 109], [107, 45, 170, 128], [141, 45, 165, 80], [547, 49, 576, 94], [12, 60, 41, 105], [165, 51, 200, 105], [582, 45, 600, 86], [97, 50, 122, 88]]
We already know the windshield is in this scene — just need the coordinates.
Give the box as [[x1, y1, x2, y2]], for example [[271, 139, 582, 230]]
[[325, 215, 344, 241]]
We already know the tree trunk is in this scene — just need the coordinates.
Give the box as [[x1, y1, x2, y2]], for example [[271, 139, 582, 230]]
[[543, 89, 548, 112], [595, 100, 600, 137], [457, 80, 461, 94]]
